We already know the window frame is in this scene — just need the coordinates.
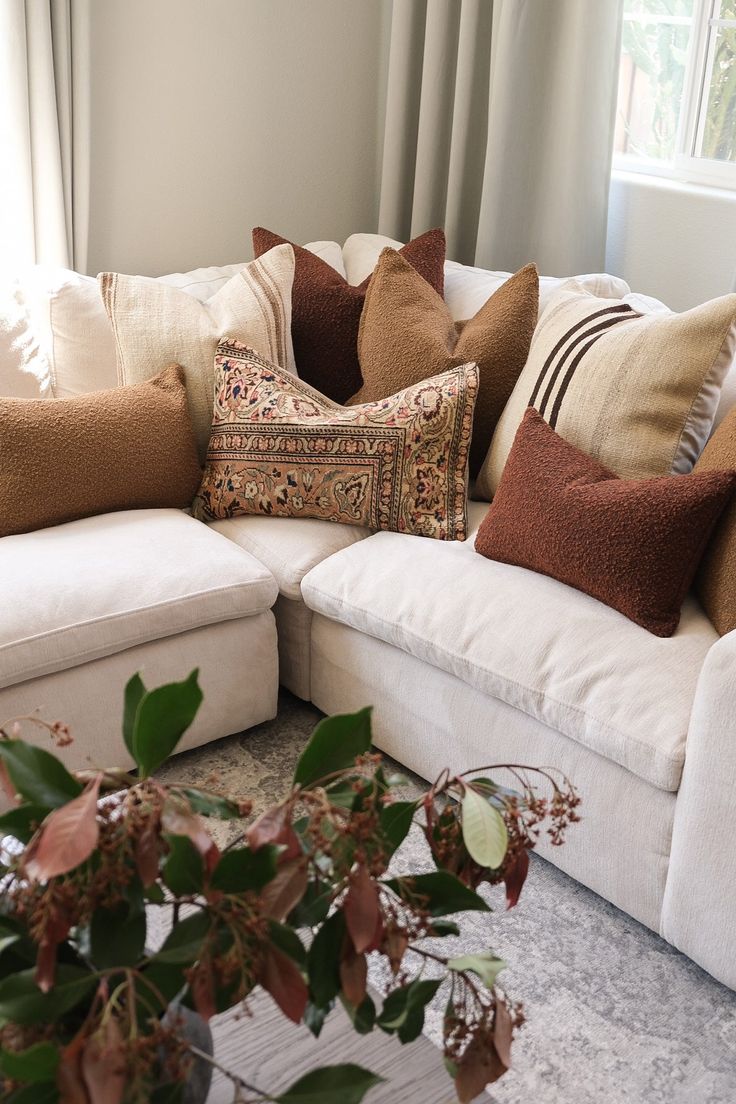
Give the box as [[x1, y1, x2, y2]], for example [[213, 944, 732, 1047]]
[[615, 0, 736, 191]]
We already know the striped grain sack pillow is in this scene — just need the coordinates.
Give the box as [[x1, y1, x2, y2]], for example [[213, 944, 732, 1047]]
[[100, 243, 296, 459], [475, 280, 736, 501]]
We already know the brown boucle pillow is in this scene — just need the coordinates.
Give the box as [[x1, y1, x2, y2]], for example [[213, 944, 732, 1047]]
[[695, 406, 736, 633], [351, 249, 538, 476], [475, 407, 736, 637], [0, 365, 202, 537], [252, 226, 445, 403]]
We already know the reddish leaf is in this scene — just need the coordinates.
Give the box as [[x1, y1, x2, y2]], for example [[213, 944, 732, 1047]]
[[25, 775, 102, 881], [344, 865, 380, 954], [134, 825, 160, 887], [384, 928, 409, 974], [246, 804, 301, 861], [161, 804, 219, 870], [57, 1046, 89, 1104], [339, 942, 367, 1007], [455, 1034, 507, 1102], [0, 761, 17, 804], [259, 943, 308, 1024], [190, 959, 216, 1022], [504, 848, 529, 910], [81, 1017, 126, 1104], [493, 999, 514, 1069], [259, 857, 308, 921]]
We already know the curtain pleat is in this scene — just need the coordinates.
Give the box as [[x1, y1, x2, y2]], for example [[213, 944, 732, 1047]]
[[379, 0, 623, 274]]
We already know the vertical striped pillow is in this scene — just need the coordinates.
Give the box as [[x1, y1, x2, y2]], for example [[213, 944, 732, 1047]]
[[475, 281, 736, 501], [99, 243, 296, 459]]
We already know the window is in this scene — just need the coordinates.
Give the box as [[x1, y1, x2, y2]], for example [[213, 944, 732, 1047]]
[[615, 0, 736, 188]]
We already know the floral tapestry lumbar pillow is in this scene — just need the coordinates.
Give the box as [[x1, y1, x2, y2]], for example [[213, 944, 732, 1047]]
[[475, 407, 736, 637], [252, 226, 446, 403], [192, 340, 477, 540]]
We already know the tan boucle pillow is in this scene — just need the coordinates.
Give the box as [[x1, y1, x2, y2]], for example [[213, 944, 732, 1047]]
[[351, 249, 538, 477], [695, 405, 736, 633], [0, 366, 201, 537]]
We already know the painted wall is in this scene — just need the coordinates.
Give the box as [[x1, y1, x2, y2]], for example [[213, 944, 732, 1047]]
[[85, 0, 390, 276], [606, 170, 736, 311]]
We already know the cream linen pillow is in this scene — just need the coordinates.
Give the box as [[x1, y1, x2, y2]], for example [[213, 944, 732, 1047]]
[[476, 281, 736, 500], [99, 243, 296, 457]]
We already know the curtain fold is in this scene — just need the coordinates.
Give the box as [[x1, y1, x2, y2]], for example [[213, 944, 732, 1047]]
[[378, 0, 623, 275], [0, 0, 89, 272]]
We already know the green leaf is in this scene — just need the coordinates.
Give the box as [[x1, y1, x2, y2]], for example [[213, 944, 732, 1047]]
[[0, 965, 95, 1026], [429, 919, 460, 938], [176, 787, 242, 819], [144, 883, 166, 904], [276, 1063, 384, 1104], [304, 999, 332, 1038], [90, 901, 146, 970], [210, 845, 278, 893], [162, 835, 204, 895], [293, 709, 372, 789], [0, 933, 20, 956], [122, 672, 146, 760], [379, 800, 416, 853], [0, 804, 48, 843], [0, 1041, 59, 1083], [384, 871, 490, 917], [151, 911, 210, 965], [307, 910, 345, 1008], [268, 920, 307, 967], [150, 1083, 184, 1104], [377, 978, 441, 1039], [6, 1083, 59, 1103], [341, 992, 376, 1035], [461, 785, 508, 868], [131, 670, 203, 778], [447, 952, 507, 989], [0, 742, 81, 810], [288, 878, 332, 928]]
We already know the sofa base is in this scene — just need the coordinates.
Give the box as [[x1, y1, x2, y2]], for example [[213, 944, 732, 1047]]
[[0, 612, 279, 773], [310, 614, 675, 934]]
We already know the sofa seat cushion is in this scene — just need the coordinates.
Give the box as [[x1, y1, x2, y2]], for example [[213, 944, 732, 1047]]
[[0, 510, 278, 690], [301, 503, 718, 792], [208, 514, 372, 601]]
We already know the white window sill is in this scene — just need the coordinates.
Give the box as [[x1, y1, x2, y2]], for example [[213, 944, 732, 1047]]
[[612, 168, 736, 204]]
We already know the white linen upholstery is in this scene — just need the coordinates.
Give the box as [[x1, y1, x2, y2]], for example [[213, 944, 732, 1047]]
[[301, 503, 717, 792], [208, 515, 372, 601], [310, 615, 674, 933], [0, 614, 278, 772], [0, 510, 278, 690], [273, 595, 313, 701], [662, 629, 736, 988]]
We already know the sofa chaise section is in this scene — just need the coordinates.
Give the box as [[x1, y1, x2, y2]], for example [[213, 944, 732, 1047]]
[[0, 509, 280, 768]]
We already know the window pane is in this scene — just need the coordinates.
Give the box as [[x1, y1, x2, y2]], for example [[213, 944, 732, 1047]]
[[699, 27, 736, 162], [616, 10, 693, 161]]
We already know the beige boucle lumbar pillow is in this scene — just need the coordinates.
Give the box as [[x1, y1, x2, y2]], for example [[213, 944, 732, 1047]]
[[99, 243, 296, 458], [475, 281, 736, 500]]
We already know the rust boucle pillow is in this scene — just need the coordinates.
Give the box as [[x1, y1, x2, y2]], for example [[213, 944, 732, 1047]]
[[252, 226, 445, 403], [193, 340, 477, 541], [351, 249, 538, 476], [0, 366, 201, 537], [694, 405, 736, 633], [475, 408, 736, 636]]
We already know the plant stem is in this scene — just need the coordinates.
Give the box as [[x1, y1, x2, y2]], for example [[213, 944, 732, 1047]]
[[187, 1042, 273, 1102]]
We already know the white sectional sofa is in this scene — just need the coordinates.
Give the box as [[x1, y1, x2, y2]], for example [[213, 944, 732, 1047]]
[[1, 236, 734, 993]]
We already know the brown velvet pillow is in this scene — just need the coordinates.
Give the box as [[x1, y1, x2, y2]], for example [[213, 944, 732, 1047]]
[[694, 406, 736, 633], [252, 226, 445, 403], [0, 365, 202, 537], [351, 249, 538, 476], [475, 407, 735, 636]]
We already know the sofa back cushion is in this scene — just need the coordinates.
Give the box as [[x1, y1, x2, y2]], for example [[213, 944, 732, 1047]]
[[0, 365, 201, 538]]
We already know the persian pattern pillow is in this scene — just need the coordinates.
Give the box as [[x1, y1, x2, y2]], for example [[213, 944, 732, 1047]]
[[252, 226, 446, 403], [0, 365, 201, 538], [476, 281, 736, 501], [694, 405, 736, 634], [351, 248, 538, 476], [193, 340, 477, 541], [99, 243, 296, 459], [475, 408, 736, 637]]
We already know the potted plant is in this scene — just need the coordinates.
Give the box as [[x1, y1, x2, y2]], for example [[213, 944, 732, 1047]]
[[0, 671, 579, 1103]]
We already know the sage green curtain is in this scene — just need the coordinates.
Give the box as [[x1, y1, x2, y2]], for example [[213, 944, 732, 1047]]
[[378, 0, 623, 274]]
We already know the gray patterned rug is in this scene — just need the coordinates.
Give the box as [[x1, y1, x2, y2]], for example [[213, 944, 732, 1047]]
[[159, 691, 736, 1104]]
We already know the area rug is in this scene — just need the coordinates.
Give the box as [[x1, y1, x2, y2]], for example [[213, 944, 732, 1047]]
[[159, 691, 736, 1104]]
